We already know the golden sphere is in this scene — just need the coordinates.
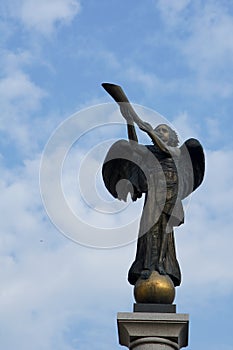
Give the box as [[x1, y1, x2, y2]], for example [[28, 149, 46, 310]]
[[134, 271, 175, 304]]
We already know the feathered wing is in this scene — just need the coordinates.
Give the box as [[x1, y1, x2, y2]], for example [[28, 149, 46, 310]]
[[178, 138, 205, 199], [102, 138, 205, 202], [102, 140, 148, 202]]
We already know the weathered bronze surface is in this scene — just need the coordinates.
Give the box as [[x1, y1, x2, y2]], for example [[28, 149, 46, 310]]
[[102, 83, 205, 303]]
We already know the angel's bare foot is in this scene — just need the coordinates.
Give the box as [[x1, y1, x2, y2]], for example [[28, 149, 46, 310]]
[[140, 269, 151, 280], [158, 262, 166, 275]]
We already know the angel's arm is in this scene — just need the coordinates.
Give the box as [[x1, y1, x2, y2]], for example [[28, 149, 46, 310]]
[[119, 103, 138, 143], [146, 127, 180, 157], [127, 124, 138, 142], [120, 104, 180, 156]]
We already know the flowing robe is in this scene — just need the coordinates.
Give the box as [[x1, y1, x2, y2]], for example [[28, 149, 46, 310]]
[[127, 144, 183, 286]]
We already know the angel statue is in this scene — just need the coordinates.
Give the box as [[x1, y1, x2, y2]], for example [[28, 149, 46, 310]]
[[102, 83, 205, 291]]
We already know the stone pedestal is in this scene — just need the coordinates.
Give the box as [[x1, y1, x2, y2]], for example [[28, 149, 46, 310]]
[[117, 312, 189, 350]]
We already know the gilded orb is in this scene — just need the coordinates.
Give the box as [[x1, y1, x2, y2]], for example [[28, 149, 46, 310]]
[[134, 271, 175, 304]]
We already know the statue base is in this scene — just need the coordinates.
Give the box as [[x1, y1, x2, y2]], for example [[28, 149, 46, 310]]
[[134, 303, 176, 313], [134, 271, 175, 304]]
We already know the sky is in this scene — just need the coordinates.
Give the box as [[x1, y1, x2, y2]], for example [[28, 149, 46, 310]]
[[0, 0, 233, 349]]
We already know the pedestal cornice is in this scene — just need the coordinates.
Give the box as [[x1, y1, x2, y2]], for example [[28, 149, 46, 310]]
[[117, 312, 189, 349]]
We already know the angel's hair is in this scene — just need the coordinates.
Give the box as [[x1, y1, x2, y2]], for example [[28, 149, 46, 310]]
[[154, 124, 179, 147]]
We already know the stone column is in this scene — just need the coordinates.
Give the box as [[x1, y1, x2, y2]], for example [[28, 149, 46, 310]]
[[117, 312, 189, 350]]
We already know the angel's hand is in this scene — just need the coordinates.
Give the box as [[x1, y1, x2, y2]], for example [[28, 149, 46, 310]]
[[138, 121, 153, 132], [154, 130, 162, 138]]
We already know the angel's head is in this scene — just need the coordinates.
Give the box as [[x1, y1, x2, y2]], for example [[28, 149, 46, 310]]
[[154, 124, 179, 147]]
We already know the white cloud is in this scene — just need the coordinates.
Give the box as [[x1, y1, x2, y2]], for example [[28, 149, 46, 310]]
[[0, 155, 133, 349], [125, 66, 158, 91], [1, 0, 81, 34], [156, 0, 191, 26], [123, 65, 183, 99], [1, 49, 33, 73], [154, 1, 233, 98], [0, 71, 46, 108], [180, 2, 233, 97], [0, 70, 47, 154], [0, 49, 46, 115], [183, 2, 233, 69], [172, 112, 200, 141]]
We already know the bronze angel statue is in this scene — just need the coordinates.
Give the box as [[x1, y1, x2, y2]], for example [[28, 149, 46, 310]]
[[102, 83, 205, 288]]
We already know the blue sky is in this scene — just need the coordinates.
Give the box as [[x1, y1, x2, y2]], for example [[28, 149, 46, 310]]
[[0, 0, 233, 349]]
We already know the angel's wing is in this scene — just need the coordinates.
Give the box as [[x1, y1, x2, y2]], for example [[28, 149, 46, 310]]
[[178, 138, 205, 199], [102, 138, 205, 202], [102, 140, 148, 202]]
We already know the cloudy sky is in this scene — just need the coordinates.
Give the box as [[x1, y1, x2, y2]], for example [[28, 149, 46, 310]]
[[0, 0, 233, 349]]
